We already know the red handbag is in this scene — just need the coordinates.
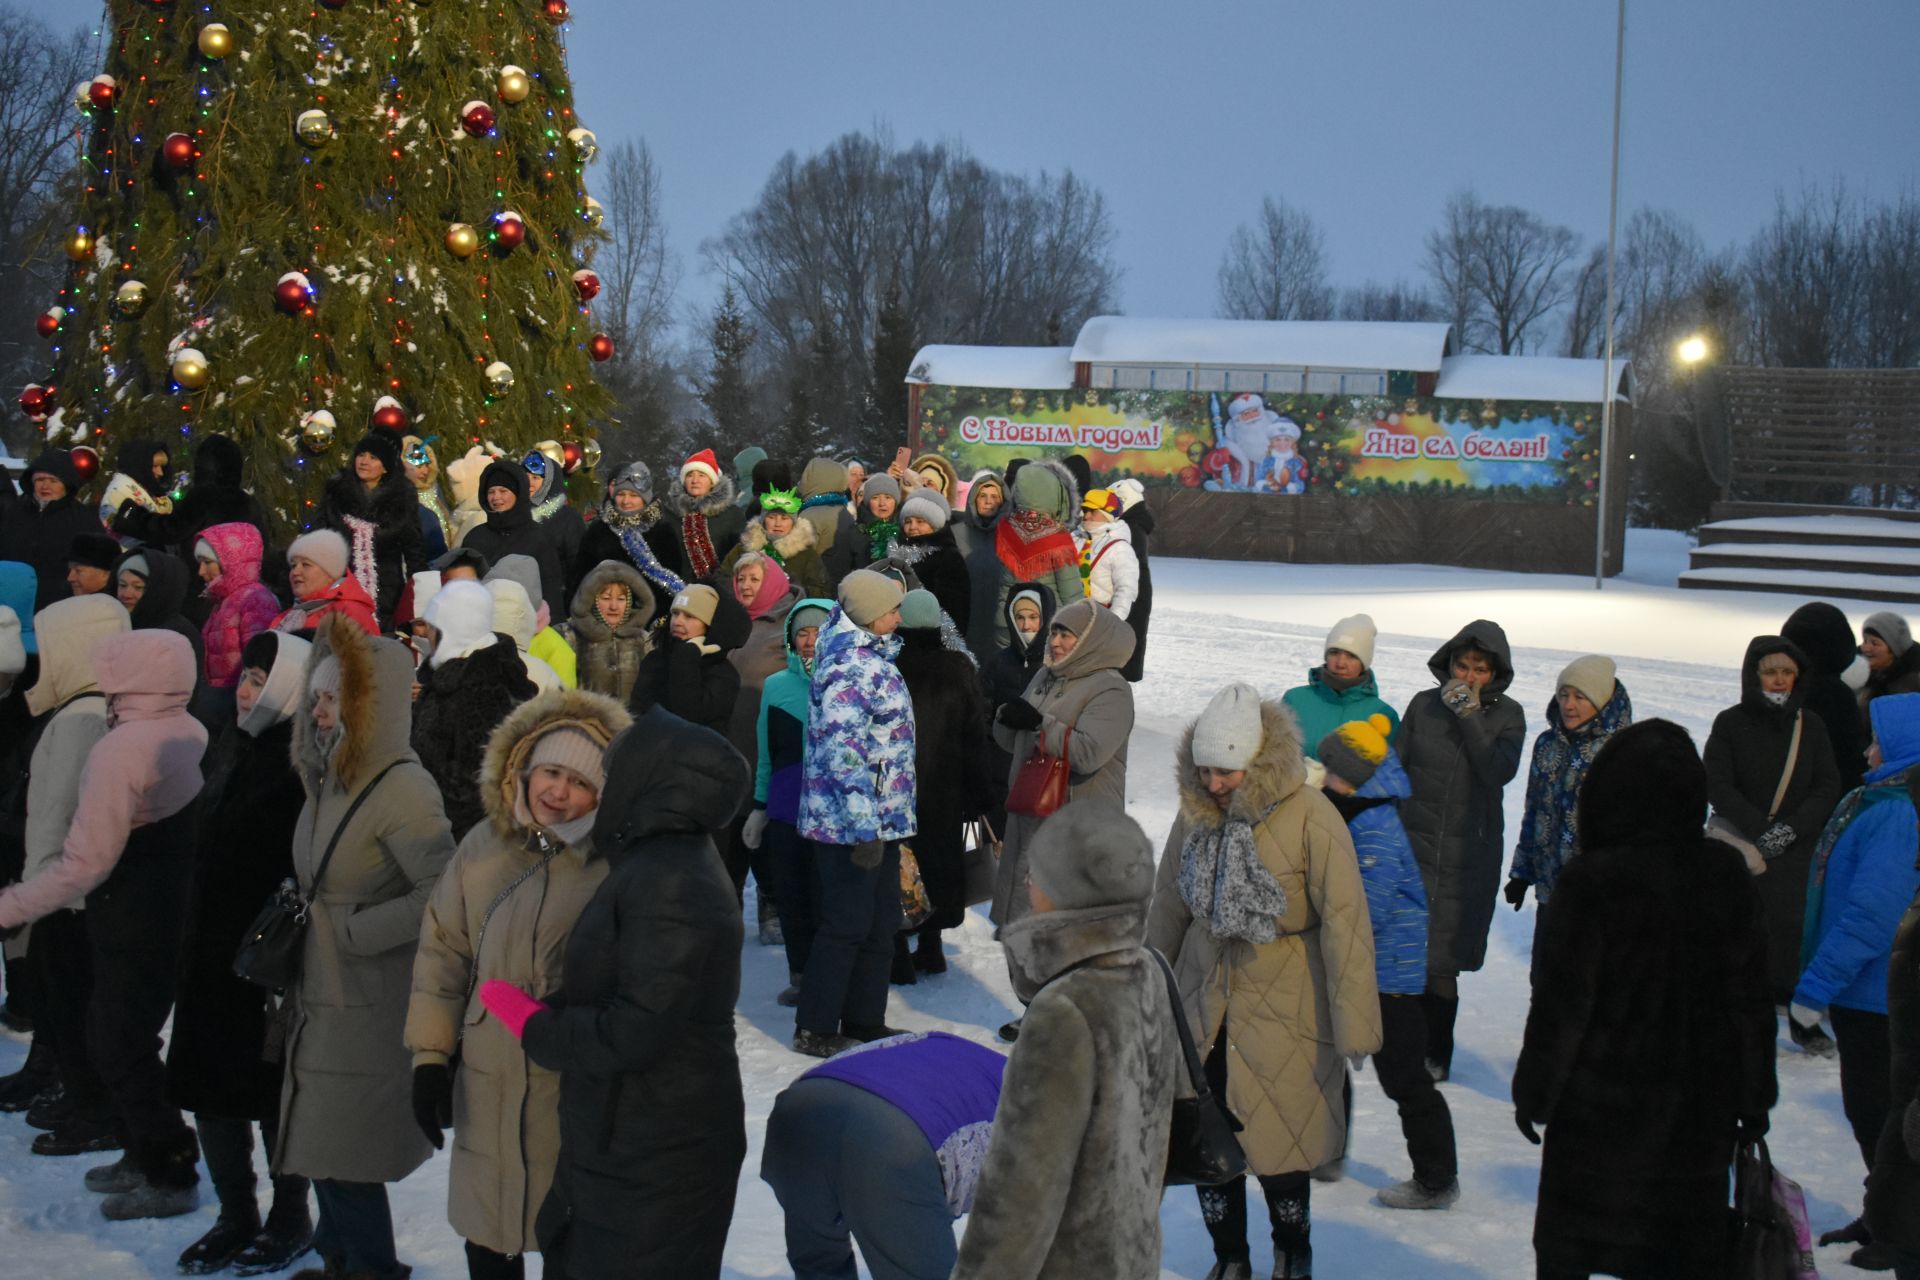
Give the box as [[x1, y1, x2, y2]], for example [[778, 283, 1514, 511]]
[[1006, 726, 1073, 818]]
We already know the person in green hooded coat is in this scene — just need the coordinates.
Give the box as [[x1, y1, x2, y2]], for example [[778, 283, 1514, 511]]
[[1282, 613, 1400, 762]]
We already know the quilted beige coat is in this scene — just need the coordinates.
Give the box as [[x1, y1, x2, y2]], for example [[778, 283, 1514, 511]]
[[405, 687, 630, 1254], [1146, 697, 1382, 1177]]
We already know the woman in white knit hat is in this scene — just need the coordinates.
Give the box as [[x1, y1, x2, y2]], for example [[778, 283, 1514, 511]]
[[1147, 681, 1382, 1280], [407, 686, 631, 1280], [269, 529, 380, 637]]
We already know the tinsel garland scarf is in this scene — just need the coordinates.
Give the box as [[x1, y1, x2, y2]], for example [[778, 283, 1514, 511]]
[[30, 0, 614, 539]]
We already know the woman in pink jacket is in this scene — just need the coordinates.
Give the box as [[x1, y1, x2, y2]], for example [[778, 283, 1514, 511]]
[[196, 521, 281, 688], [0, 629, 208, 1222]]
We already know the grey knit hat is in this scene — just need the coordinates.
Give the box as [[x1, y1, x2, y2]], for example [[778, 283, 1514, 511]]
[[1865, 611, 1912, 659], [900, 491, 950, 531], [611, 461, 653, 500], [1027, 801, 1155, 910], [862, 473, 901, 504]]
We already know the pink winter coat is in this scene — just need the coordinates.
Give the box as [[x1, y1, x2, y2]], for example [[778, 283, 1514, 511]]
[[199, 521, 282, 688], [0, 629, 207, 930]]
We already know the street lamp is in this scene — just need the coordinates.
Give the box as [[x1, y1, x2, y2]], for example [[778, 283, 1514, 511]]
[[1676, 334, 1709, 366]]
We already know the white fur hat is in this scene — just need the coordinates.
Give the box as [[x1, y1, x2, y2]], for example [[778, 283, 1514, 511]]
[[1191, 681, 1264, 771], [1324, 613, 1377, 669]]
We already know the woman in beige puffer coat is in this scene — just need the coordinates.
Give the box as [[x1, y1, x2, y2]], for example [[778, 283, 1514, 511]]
[[406, 687, 631, 1277], [1147, 684, 1382, 1280]]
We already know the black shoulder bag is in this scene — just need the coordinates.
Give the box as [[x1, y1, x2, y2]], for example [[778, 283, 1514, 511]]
[[1151, 947, 1248, 1186], [234, 761, 404, 994]]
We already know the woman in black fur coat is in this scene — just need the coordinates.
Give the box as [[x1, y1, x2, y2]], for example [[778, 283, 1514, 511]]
[[317, 431, 424, 630], [1514, 719, 1776, 1280], [892, 589, 994, 977], [888, 491, 971, 631]]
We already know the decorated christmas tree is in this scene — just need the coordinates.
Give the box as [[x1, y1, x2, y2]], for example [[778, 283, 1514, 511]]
[[21, 0, 613, 533]]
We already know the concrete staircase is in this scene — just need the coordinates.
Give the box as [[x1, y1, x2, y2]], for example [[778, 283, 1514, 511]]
[[1680, 504, 1920, 604]]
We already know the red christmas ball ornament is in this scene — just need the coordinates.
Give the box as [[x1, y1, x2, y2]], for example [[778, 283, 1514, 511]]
[[572, 268, 600, 302], [36, 307, 64, 339], [69, 445, 100, 484], [561, 440, 584, 473], [87, 75, 118, 112], [18, 383, 52, 420], [371, 399, 411, 434], [274, 272, 313, 315], [587, 333, 614, 362], [493, 211, 526, 251], [460, 100, 496, 138], [162, 132, 195, 170], [543, 0, 571, 24]]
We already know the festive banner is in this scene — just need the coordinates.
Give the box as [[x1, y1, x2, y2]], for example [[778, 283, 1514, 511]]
[[916, 386, 1604, 504]]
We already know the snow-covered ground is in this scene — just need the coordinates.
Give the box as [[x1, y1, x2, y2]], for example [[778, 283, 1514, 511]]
[[1, 528, 1908, 1277]]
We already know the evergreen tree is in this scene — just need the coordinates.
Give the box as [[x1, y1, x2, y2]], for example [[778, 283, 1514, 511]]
[[864, 275, 914, 444], [697, 283, 755, 453], [26, 2, 612, 532]]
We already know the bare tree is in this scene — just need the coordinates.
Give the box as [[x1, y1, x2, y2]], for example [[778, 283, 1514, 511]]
[[1215, 196, 1333, 321], [1744, 184, 1865, 368], [0, 12, 93, 446], [704, 130, 1120, 457], [1424, 190, 1580, 354], [1859, 193, 1920, 368], [590, 138, 684, 465], [1337, 280, 1441, 323]]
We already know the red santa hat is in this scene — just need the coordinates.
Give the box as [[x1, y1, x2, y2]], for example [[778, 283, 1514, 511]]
[[680, 448, 721, 486]]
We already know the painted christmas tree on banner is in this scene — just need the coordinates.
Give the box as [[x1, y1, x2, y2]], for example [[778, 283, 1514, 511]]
[[24, 0, 613, 532]]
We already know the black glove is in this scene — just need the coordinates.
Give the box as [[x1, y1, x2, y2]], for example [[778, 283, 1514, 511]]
[[1758, 823, 1796, 857], [849, 840, 883, 870], [1504, 877, 1529, 910], [1516, 1113, 1541, 1145], [996, 699, 1043, 731], [412, 1062, 452, 1150], [1738, 1113, 1770, 1142], [1904, 1099, 1920, 1164]]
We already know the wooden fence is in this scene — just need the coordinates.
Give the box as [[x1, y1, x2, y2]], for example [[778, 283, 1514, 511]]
[[1715, 367, 1920, 508]]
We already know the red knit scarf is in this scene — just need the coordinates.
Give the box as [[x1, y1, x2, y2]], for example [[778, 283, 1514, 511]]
[[996, 509, 1078, 580], [683, 512, 717, 579]]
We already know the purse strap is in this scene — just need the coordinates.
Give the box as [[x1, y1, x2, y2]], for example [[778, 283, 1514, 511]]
[[1148, 947, 1218, 1108], [299, 760, 406, 922], [463, 831, 564, 1004], [1766, 713, 1803, 823]]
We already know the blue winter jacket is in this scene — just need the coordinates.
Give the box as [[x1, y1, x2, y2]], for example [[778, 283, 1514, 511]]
[[1283, 666, 1400, 762], [797, 607, 918, 846], [1332, 752, 1428, 996], [1795, 692, 1920, 1016], [1511, 681, 1634, 902], [754, 597, 833, 823]]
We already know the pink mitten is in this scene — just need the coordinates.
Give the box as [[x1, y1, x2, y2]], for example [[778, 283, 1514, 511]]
[[479, 979, 547, 1039]]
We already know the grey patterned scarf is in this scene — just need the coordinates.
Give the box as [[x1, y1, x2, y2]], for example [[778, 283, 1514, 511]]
[[1178, 808, 1288, 944]]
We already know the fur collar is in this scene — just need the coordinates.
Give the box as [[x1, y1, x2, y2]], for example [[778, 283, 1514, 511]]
[[477, 687, 632, 838], [292, 615, 377, 794], [324, 468, 419, 534], [739, 513, 817, 559], [1001, 902, 1149, 1003], [598, 496, 663, 532], [1174, 698, 1307, 831], [666, 472, 738, 519]]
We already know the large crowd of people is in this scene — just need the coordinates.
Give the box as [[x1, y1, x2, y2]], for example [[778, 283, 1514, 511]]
[[0, 432, 1916, 1280]]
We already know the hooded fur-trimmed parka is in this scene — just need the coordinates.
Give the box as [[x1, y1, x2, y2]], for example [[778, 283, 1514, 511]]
[[406, 687, 631, 1255], [561, 560, 655, 703], [723, 511, 831, 601], [1146, 697, 1383, 1178], [274, 617, 456, 1185]]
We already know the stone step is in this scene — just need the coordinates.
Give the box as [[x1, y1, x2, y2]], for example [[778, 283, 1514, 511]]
[[1677, 566, 1920, 605], [1696, 515, 1920, 549], [1687, 542, 1920, 577]]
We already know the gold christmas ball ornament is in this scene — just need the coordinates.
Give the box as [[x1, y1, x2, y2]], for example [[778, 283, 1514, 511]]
[[64, 229, 95, 262], [197, 23, 234, 59], [582, 196, 604, 230], [295, 109, 334, 148], [171, 348, 210, 390], [484, 360, 516, 396], [445, 222, 481, 258], [581, 437, 603, 471], [566, 127, 598, 162], [113, 279, 149, 318], [300, 409, 338, 453], [497, 65, 532, 103]]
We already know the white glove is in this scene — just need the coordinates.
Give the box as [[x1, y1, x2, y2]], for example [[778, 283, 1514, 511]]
[[1789, 1002, 1823, 1029], [1304, 758, 1328, 790], [742, 809, 768, 850]]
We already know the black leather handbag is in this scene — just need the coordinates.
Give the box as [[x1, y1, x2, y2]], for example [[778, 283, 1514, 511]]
[[1151, 947, 1248, 1187], [233, 762, 402, 994]]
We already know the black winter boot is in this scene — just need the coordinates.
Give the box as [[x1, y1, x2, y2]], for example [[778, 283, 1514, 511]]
[[231, 1177, 314, 1275], [32, 1111, 120, 1155], [913, 927, 947, 974], [0, 956, 33, 1032], [0, 1038, 57, 1111], [179, 1199, 263, 1273], [102, 1131, 201, 1220]]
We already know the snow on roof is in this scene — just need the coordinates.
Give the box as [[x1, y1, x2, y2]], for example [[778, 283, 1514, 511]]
[[1433, 354, 1633, 404], [905, 345, 1076, 389], [1069, 316, 1455, 372]]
